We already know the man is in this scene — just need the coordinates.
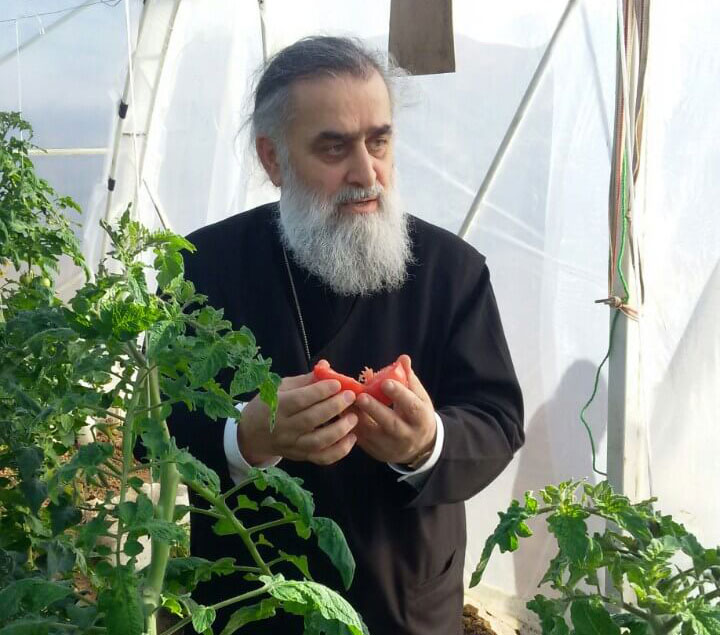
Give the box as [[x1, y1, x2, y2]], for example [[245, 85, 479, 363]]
[[170, 36, 524, 634]]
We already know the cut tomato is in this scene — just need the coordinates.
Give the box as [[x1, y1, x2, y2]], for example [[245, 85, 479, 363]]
[[312, 359, 364, 394], [361, 359, 408, 406], [312, 358, 409, 406]]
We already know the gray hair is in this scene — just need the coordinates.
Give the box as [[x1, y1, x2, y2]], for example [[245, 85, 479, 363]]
[[252, 36, 396, 150]]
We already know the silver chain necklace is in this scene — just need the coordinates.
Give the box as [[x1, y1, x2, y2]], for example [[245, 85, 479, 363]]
[[282, 246, 312, 365]]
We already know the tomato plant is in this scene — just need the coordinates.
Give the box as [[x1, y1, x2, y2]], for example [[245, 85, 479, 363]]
[[313, 358, 408, 406], [472, 481, 720, 635], [0, 112, 367, 635]]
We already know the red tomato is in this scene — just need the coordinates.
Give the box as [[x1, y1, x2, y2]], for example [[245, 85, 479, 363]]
[[312, 358, 409, 406], [360, 360, 408, 406], [312, 359, 364, 394]]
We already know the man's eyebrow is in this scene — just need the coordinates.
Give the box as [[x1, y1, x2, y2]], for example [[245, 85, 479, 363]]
[[313, 125, 393, 144]]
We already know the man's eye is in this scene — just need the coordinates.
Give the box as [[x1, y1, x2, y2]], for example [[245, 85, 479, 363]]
[[369, 137, 389, 152], [324, 144, 345, 157]]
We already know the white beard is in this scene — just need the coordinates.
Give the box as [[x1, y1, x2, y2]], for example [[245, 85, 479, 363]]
[[277, 168, 412, 296]]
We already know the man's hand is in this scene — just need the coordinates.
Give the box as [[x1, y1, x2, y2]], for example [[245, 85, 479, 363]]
[[353, 355, 437, 466], [237, 372, 358, 466]]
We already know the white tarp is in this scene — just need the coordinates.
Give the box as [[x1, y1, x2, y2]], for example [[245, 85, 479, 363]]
[[1, 0, 717, 618]]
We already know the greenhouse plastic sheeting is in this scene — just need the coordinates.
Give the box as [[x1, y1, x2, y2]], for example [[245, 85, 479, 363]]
[[1, 0, 718, 612]]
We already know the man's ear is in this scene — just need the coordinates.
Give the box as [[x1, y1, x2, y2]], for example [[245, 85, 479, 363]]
[[255, 137, 283, 187]]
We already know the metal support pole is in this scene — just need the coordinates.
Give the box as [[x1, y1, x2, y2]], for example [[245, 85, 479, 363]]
[[0, 4, 91, 68], [457, 0, 578, 239]]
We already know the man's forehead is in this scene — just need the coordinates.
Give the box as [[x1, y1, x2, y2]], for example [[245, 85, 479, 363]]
[[288, 71, 392, 137]]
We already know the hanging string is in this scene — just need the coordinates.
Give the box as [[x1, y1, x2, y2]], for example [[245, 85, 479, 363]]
[[0, 0, 122, 24], [582, 0, 643, 478], [122, 0, 141, 213], [14, 21, 23, 116]]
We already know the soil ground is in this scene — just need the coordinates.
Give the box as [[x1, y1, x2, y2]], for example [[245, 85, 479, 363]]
[[463, 603, 500, 635]]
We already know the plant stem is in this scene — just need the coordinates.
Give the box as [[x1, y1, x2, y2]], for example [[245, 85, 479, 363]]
[[125, 342, 148, 369], [247, 516, 299, 535], [185, 480, 272, 576], [158, 583, 272, 635], [220, 475, 258, 501], [184, 505, 222, 519], [114, 367, 145, 566], [142, 366, 180, 635]]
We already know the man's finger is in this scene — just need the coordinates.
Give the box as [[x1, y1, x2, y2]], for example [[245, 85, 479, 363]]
[[296, 411, 358, 453], [281, 378, 342, 415], [307, 431, 358, 466], [398, 354, 432, 403], [279, 371, 317, 392], [355, 392, 407, 436], [381, 380, 427, 424], [289, 389, 356, 430]]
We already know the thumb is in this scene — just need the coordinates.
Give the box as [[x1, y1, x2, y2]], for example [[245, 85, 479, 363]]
[[398, 354, 432, 404]]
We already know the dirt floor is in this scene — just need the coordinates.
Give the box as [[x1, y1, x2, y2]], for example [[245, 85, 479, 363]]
[[463, 604, 499, 635]]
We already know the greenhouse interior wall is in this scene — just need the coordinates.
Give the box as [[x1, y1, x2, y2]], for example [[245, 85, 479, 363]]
[[2, 0, 718, 629]]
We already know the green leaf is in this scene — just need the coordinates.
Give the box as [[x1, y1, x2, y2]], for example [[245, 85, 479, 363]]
[[212, 517, 237, 537], [220, 598, 280, 635], [570, 600, 621, 635], [310, 517, 355, 590], [682, 605, 720, 635], [154, 249, 184, 289], [143, 519, 187, 544], [234, 494, 259, 512], [65, 604, 99, 630], [0, 617, 52, 634], [19, 478, 47, 515], [547, 512, 589, 563], [190, 342, 228, 388], [164, 557, 237, 594], [197, 381, 240, 420], [612, 613, 649, 635], [260, 497, 310, 538], [527, 596, 569, 635], [174, 447, 221, 496], [97, 566, 144, 635], [470, 497, 536, 586], [252, 467, 314, 526], [117, 492, 154, 525], [53, 442, 113, 484], [161, 594, 184, 618], [0, 579, 72, 618], [14, 447, 43, 481], [261, 576, 365, 635], [279, 550, 313, 579], [305, 610, 370, 635], [122, 539, 144, 558], [75, 514, 111, 551], [191, 605, 216, 634], [229, 359, 270, 397], [44, 541, 76, 576], [47, 498, 81, 535], [259, 374, 281, 427]]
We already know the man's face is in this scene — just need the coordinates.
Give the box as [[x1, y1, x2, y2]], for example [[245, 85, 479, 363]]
[[281, 70, 394, 214], [258, 68, 410, 296]]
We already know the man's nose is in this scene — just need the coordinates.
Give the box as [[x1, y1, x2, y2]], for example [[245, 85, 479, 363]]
[[346, 145, 376, 189]]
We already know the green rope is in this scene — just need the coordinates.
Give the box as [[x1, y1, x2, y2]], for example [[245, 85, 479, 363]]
[[582, 108, 633, 477], [616, 151, 631, 302], [579, 310, 622, 477]]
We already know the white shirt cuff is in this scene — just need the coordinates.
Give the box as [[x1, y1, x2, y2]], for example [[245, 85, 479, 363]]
[[224, 403, 281, 485], [388, 412, 444, 487]]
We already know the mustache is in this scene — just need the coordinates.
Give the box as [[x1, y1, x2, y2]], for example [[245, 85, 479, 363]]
[[333, 183, 385, 205]]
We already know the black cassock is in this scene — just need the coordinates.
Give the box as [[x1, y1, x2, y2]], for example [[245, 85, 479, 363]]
[[168, 203, 524, 635]]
